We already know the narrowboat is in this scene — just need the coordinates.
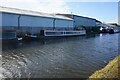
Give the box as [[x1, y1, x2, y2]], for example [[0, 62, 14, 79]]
[[25, 30, 86, 39]]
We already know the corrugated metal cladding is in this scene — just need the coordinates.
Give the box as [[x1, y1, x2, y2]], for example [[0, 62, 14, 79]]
[[0, 12, 2, 27], [74, 16, 96, 27], [0, 6, 98, 33], [0, 6, 73, 31], [57, 14, 97, 27], [20, 15, 54, 27], [2, 13, 19, 27]]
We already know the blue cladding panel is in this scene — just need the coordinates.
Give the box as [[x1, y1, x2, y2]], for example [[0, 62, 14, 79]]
[[2, 13, 19, 26], [0, 12, 2, 26], [74, 16, 96, 27], [55, 19, 73, 28], [1, 12, 73, 28], [20, 15, 54, 27]]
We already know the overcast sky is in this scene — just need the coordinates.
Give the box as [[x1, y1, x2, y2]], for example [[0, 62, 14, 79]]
[[0, 0, 119, 23]]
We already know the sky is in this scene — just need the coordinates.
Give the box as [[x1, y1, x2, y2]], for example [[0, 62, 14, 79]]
[[68, 2, 118, 23], [0, 0, 119, 23]]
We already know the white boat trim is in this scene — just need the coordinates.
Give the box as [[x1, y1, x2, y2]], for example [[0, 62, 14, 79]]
[[44, 30, 86, 37]]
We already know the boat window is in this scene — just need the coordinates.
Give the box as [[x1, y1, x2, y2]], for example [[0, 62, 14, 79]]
[[46, 32, 64, 35]]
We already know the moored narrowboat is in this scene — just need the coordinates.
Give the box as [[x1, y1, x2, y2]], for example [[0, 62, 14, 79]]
[[25, 30, 86, 39]]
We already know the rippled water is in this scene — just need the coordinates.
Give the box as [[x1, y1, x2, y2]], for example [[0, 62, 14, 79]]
[[1, 34, 119, 78]]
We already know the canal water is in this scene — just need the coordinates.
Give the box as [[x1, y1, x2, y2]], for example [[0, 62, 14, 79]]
[[1, 33, 119, 78]]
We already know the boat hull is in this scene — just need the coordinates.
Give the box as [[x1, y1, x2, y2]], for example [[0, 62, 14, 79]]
[[0, 30, 17, 43]]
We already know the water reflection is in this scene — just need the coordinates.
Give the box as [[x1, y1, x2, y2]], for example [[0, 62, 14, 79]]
[[1, 34, 119, 78]]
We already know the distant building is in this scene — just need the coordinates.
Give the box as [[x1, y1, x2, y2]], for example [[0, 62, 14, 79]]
[[57, 14, 97, 27], [107, 23, 119, 27], [0, 6, 102, 38], [57, 14, 101, 33], [95, 20, 102, 27]]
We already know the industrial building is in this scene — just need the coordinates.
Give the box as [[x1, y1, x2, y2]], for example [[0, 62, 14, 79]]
[[57, 14, 101, 33], [58, 14, 96, 27], [0, 6, 102, 40], [0, 6, 74, 38]]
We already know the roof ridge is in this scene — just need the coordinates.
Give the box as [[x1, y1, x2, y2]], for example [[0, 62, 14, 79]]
[[0, 6, 73, 20]]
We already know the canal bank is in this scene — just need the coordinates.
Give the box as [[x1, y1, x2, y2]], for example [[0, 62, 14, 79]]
[[89, 55, 120, 79]]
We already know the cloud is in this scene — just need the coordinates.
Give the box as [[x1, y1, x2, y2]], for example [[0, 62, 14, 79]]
[[0, 0, 118, 14], [0, 0, 71, 14]]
